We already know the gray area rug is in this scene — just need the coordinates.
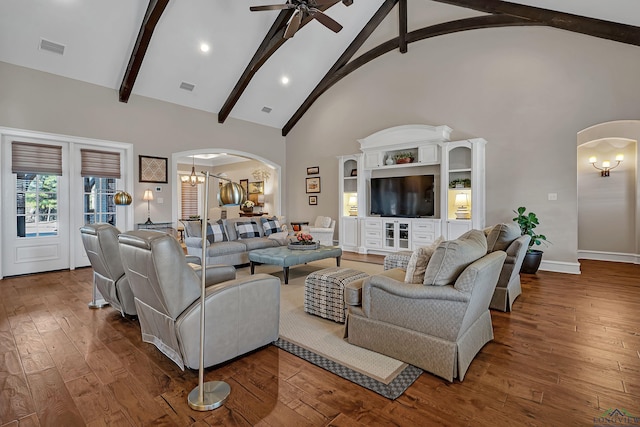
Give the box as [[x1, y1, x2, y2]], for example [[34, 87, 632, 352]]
[[246, 258, 423, 400]]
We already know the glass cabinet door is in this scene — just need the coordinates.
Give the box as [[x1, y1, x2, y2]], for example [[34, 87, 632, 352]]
[[398, 222, 410, 249], [384, 222, 395, 249]]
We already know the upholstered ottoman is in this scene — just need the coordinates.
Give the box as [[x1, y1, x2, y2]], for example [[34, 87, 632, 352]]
[[383, 251, 413, 270], [304, 267, 368, 323]]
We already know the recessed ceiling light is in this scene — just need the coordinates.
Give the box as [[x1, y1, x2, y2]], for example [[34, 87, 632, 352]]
[[200, 43, 210, 53], [281, 76, 290, 85]]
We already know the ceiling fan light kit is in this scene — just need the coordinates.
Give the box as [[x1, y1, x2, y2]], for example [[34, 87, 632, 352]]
[[251, 0, 353, 38]]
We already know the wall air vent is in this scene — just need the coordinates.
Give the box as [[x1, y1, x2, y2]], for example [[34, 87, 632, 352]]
[[261, 106, 272, 113], [179, 82, 195, 91], [39, 38, 65, 55]]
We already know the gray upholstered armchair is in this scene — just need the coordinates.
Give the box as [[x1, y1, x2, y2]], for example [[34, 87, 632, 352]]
[[346, 246, 506, 382], [117, 230, 280, 370], [484, 223, 531, 312], [80, 223, 137, 316]]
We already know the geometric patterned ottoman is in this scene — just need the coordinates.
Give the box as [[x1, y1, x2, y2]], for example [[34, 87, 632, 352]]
[[383, 251, 413, 271], [304, 267, 368, 323]]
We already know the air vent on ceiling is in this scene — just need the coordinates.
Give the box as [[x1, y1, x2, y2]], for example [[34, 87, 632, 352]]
[[39, 38, 65, 55], [179, 81, 195, 92], [261, 106, 272, 113]]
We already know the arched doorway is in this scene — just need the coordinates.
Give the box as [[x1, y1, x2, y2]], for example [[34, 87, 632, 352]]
[[577, 121, 639, 264], [170, 149, 282, 224]]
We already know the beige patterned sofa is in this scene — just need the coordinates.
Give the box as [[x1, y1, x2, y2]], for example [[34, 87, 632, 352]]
[[345, 230, 506, 382], [181, 217, 289, 266]]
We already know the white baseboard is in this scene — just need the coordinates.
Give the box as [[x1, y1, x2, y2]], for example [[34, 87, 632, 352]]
[[577, 250, 640, 264], [539, 260, 581, 275]]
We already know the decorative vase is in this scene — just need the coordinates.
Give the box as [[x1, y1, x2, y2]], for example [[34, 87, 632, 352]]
[[242, 207, 253, 213], [520, 250, 543, 274], [385, 157, 394, 165]]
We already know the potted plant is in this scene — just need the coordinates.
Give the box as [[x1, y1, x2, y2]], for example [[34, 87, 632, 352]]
[[394, 152, 414, 164], [449, 178, 471, 188], [513, 206, 549, 274], [241, 200, 255, 213]]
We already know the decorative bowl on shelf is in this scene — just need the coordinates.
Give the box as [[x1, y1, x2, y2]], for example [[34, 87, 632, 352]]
[[288, 242, 319, 250]]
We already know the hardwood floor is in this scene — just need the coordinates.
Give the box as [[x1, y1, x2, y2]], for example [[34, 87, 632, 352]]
[[1, 259, 639, 426]]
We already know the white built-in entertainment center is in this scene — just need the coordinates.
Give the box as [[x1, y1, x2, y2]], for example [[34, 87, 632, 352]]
[[338, 124, 486, 254]]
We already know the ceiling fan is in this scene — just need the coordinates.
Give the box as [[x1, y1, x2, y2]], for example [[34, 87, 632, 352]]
[[250, 0, 353, 39]]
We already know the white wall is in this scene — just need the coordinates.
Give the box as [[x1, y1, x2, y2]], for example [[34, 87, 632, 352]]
[[577, 138, 637, 254], [285, 26, 640, 266], [0, 61, 286, 225]]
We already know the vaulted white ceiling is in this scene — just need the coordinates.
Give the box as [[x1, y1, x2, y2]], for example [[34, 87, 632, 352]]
[[1, 0, 639, 132]]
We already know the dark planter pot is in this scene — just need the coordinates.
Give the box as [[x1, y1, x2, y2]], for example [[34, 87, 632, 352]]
[[520, 250, 543, 274]]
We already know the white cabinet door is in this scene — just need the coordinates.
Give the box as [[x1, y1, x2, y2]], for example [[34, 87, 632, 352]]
[[418, 144, 439, 164], [340, 217, 359, 250], [447, 220, 471, 240], [383, 219, 411, 251], [363, 152, 382, 169]]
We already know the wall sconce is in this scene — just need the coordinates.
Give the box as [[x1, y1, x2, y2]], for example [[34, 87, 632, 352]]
[[454, 193, 470, 219], [589, 154, 623, 177], [348, 195, 358, 216], [251, 167, 271, 182], [143, 189, 154, 224]]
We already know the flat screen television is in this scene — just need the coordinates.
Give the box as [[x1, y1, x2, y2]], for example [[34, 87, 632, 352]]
[[370, 175, 435, 218]]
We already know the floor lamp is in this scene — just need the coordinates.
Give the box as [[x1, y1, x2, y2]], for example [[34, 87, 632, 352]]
[[187, 171, 231, 411]]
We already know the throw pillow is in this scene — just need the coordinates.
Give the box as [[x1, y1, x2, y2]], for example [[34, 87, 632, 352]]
[[321, 216, 332, 228], [235, 221, 261, 239], [260, 216, 281, 236], [314, 216, 326, 228], [404, 236, 444, 284], [423, 229, 488, 286], [206, 220, 227, 244], [486, 223, 521, 252]]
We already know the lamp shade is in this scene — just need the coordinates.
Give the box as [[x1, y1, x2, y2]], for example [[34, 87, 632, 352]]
[[219, 182, 244, 205], [454, 193, 468, 206], [143, 189, 154, 201], [114, 190, 132, 205], [348, 196, 357, 206]]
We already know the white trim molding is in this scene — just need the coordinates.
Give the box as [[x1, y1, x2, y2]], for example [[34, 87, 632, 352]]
[[577, 250, 640, 265], [539, 260, 582, 275]]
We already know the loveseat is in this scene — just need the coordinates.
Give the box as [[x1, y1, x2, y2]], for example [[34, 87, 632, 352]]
[[345, 229, 506, 382], [181, 217, 289, 266]]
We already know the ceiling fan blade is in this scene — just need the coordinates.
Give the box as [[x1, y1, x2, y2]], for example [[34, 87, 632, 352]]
[[250, 4, 295, 12], [309, 9, 343, 33], [284, 10, 303, 38], [313, 0, 341, 5]]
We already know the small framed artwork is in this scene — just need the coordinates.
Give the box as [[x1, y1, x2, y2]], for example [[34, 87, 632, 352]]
[[309, 195, 318, 205], [350, 169, 358, 177], [248, 181, 264, 194], [306, 177, 321, 193], [239, 179, 249, 195], [139, 155, 168, 183], [307, 166, 319, 175]]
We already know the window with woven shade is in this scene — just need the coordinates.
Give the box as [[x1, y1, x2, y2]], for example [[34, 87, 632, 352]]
[[80, 149, 122, 226], [181, 180, 199, 219]]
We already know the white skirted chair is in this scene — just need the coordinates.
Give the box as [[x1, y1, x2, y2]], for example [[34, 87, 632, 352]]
[[345, 230, 506, 382], [304, 216, 336, 246]]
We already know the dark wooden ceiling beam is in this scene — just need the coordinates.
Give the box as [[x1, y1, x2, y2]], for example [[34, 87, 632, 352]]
[[430, 0, 640, 46], [282, 13, 534, 136], [282, 0, 399, 136], [399, 0, 408, 53], [119, 0, 170, 103], [217, 1, 340, 124]]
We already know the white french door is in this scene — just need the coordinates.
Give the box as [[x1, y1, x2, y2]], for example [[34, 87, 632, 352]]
[[1, 129, 134, 278], [1, 138, 70, 276]]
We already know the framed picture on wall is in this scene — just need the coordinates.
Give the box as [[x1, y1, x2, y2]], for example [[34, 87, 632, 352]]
[[307, 166, 319, 175], [248, 181, 264, 194], [306, 177, 320, 193], [240, 179, 249, 195], [309, 196, 317, 205], [139, 155, 168, 183]]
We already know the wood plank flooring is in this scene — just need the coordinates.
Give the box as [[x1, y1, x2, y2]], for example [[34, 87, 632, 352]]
[[1, 258, 639, 426]]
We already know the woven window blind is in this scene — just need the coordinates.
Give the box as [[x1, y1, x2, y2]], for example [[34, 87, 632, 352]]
[[80, 149, 121, 178], [12, 141, 62, 175], [181, 180, 199, 218]]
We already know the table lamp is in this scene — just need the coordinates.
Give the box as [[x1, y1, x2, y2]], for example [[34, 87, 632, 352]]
[[143, 189, 154, 224]]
